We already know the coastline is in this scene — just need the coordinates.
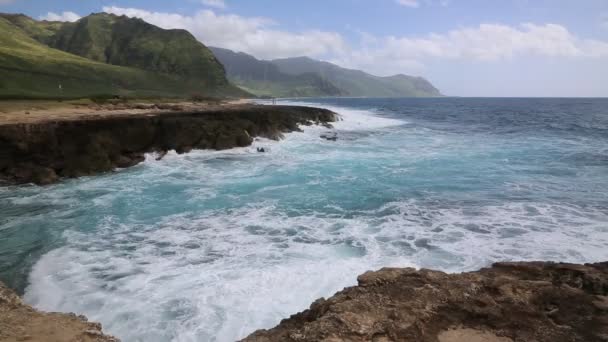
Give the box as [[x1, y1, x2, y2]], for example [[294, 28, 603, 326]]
[[2, 261, 606, 341], [1, 98, 606, 341], [0, 281, 118, 342], [0, 103, 337, 185], [244, 261, 608, 342]]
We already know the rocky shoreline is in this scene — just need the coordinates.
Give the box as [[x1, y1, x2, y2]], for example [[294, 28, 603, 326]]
[[2, 262, 605, 341], [244, 261, 608, 342], [0, 104, 337, 185], [0, 281, 118, 341]]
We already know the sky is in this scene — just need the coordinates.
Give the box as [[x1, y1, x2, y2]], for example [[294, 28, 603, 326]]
[[2, 0, 607, 97]]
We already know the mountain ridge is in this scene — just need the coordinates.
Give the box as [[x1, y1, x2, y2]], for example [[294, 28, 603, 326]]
[[0, 12, 246, 99], [210, 48, 442, 98], [210, 47, 344, 97], [48, 13, 228, 88], [271, 56, 442, 97], [0, 11, 441, 99]]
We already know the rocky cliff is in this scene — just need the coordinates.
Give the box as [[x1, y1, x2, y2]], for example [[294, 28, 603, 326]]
[[2, 262, 605, 341], [245, 261, 608, 342], [0, 281, 118, 342], [0, 105, 337, 185]]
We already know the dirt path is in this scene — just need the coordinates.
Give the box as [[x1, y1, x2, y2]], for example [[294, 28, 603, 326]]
[[0, 99, 254, 125]]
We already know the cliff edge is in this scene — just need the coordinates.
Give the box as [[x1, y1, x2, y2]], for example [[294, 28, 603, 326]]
[[2, 262, 606, 341], [0, 104, 337, 185], [245, 261, 608, 342], [0, 282, 118, 342]]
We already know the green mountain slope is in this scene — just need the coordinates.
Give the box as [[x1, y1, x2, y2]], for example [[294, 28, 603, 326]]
[[0, 13, 64, 45], [272, 57, 442, 97], [48, 13, 228, 88], [210, 47, 344, 97], [0, 13, 246, 99]]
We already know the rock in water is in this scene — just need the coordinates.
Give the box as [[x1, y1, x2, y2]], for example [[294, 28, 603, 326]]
[[320, 131, 338, 141], [243, 261, 608, 342]]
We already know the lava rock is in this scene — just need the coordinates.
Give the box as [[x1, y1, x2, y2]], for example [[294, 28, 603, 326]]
[[0, 105, 337, 185], [244, 261, 608, 342]]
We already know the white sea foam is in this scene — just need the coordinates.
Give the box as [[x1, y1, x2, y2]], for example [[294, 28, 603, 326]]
[[277, 99, 406, 131], [25, 205, 417, 341], [24, 198, 608, 341]]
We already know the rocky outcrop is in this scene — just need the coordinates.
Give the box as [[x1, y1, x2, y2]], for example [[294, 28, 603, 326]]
[[0, 281, 118, 342], [0, 105, 337, 185], [244, 262, 608, 342], [2, 262, 606, 341]]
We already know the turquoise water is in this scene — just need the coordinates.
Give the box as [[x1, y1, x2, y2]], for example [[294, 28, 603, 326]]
[[1, 98, 607, 341]]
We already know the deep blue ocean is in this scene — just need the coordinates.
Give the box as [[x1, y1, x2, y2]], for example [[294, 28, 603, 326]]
[[1, 97, 607, 341]]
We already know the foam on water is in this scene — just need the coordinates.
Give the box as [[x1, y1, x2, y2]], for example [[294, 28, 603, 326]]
[[3, 98, 606, 341], [276, 99, 406, 131], [21, 102, 414, 341], [23, 199, 607, 341]]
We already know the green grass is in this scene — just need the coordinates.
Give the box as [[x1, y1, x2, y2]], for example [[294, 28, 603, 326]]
[[232, 78, 340, 98], [0, 13, 65, 45], [0, 16, 247, 99]]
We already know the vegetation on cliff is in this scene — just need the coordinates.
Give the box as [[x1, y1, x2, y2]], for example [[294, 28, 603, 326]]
[[272, 56, 442, 97], [210, 47, 344, 98], [0, 12, 441, 99], [0, 13, 246, 99], [211, 47, 442, 98], [48, 13, 228, 87]]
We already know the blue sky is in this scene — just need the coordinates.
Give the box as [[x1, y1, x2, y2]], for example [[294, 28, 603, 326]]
[[2, 0, 608, 97]]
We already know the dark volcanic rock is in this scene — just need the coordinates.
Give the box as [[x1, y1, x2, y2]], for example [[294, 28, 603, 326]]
[[244, 261, 608, 342], [0, 105, 337, 185]]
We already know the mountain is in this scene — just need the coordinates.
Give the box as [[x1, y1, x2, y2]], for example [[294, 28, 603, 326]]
[[48, 13, 228, 88], [210, 47, 343, 97], [0, 13, 64, 45], [211, 47, 441, 97], [0, 12, 440, 99], [0, 13, 246, 99], [272, 56, 442, 97]]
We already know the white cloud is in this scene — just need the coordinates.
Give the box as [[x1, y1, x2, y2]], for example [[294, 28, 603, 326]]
[[396, 0, 419, 8], [40, 11, 81, 22], [102, 6, 346, 60], [0, 0, 16, 5], [395, 0, 451, 9], [381, 23, 608, 61], [333, 23, 608, 76], [601, 14, 608, 30], [201, 0, 226, 9]]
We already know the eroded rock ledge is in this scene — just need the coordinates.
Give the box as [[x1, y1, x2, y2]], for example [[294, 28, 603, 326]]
[[244, 262, 608, 342], [0, 105, 337, 185], [0, 282, 118, 342]]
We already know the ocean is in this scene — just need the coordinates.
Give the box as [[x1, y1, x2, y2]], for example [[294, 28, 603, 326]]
[[1, 97, 607, 341]]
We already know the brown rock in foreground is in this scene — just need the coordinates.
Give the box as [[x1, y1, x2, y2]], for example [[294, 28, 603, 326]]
[[0, 104, 337, 185], [244, 262, 608, 342], [0, 282, 118, 342]]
